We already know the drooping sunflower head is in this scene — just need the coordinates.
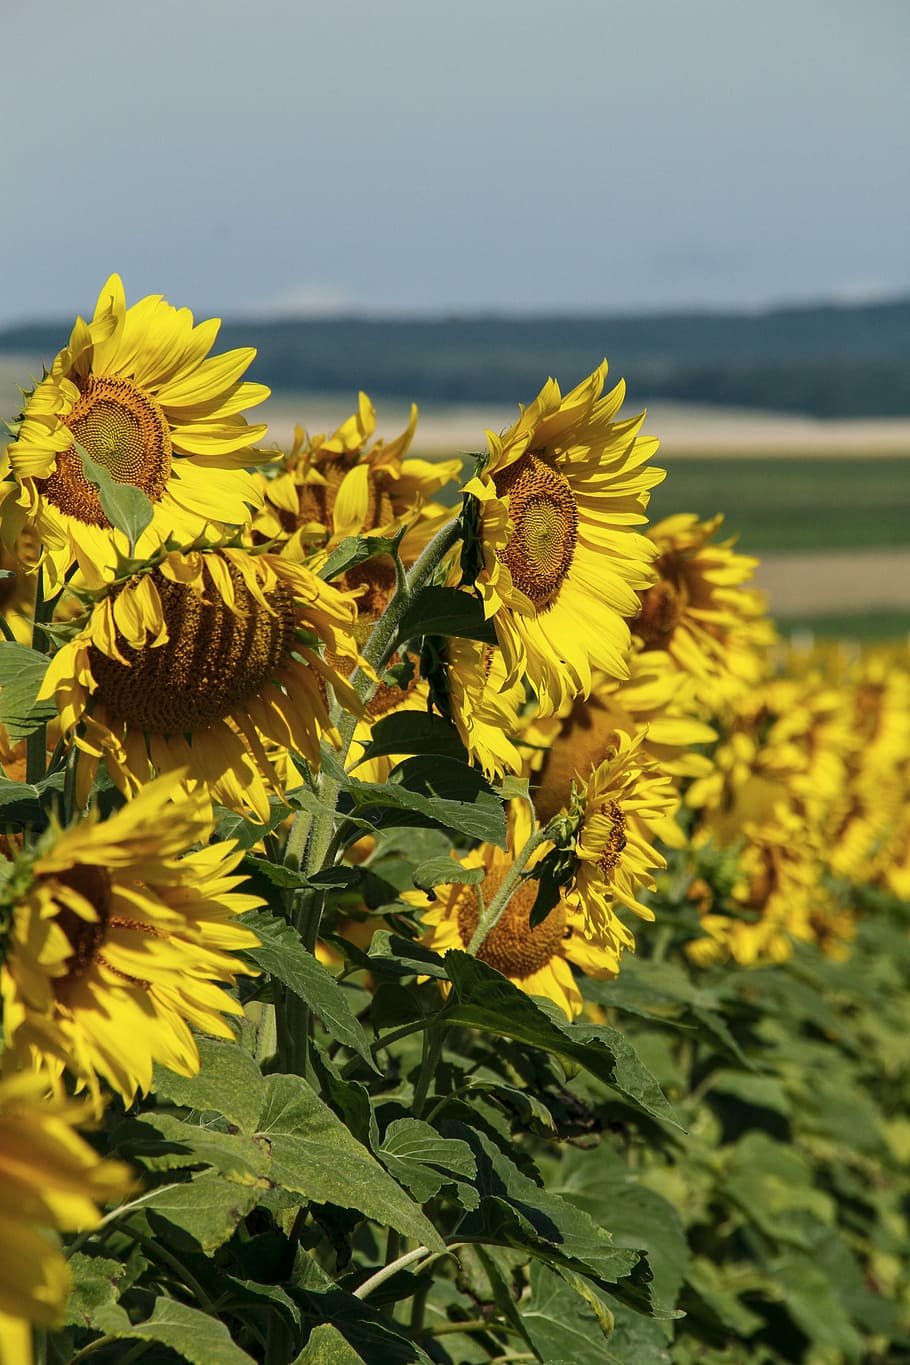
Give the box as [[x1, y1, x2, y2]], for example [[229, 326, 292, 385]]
[[563, 729, 676, 953], [462, 362, 664, 713], [441, 633, 526, 781], [631, 513, 775, 710], [415, 803, 618, 1019], [0, 774, 262, 1105], [524, 649, 715, 829], [0, 1072, 132, 1342], [39, 546, 361, 820], [252, 393, 461, 560], [1, 274, 271, 588]]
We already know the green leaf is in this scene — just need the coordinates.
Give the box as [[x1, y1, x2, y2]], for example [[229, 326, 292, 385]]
[[411, 856, 485, 893], [551, 1145, 688, 1317], [143, 1171, 262, 1253], [152, 1038, 264, 1135], [241, 859, 360, 892], [396, 585, 496, 644], [295, 1323, 369, 1364], [0, 641, 57, 739], [64, 1254, 130, 1333], [447, 1122, 646, 1296], [213, 799, 291, 850], [364, 931, 449, 980], [683, 1256, 765, 1337], [522, 1263, 619, 1365], [0, 771, 65, 827], [241, 911, 377, 1070], [293, 1292, 434, 1364], [74, 438, 154, 552], [346, 756, 507, 846], [319, 532, 404, 583], [102, 1294, 255, 1363], [353, 709, 468, 765], [775, 1251, 866, 1358], [256, 1072, 445, 1251], [113, 1112, 271, 1182], [444, 953, 682, 1128], [721, 1132, 835, 1247], [376, 1117, 477, 1201], [708, 1068, 791, 1117]]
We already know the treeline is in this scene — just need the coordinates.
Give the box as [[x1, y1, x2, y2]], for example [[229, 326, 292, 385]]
[[3, 298, 909, 417]]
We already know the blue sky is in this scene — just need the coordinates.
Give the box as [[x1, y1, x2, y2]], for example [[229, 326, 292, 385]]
[[4, 0, 908, 323]]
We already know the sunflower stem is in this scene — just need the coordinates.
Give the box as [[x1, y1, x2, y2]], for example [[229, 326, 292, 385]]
[[465, 827, 552, 956], [277, 517, 463, 1083]]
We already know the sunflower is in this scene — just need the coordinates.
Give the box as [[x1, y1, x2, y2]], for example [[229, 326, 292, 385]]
[[1, 275, 270, 589], [686, 810, 825, 967], [39, 546, 360, 821], [443, 634, 526, 780], [463, 363, 664, 713], [0, 1072, 131, 1353], [523, 649, 715, 840], [416, 803, 618, 1019], [253, 393, 461, 560], [0, 774, 262, 1105], [564, 730, 676, 954], [631, 513, 775, 711]]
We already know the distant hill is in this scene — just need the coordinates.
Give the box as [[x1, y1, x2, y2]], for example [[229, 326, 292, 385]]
[[2, 298, 909, 418]]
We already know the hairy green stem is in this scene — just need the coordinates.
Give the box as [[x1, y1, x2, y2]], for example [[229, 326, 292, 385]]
[[276, 518, 464, 1079], [353, 1244, 431, 1300], [465, 826, 551, 955], [412, 1026, 445, 1118]]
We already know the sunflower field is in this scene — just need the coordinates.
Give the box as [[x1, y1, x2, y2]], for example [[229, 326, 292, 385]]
[[1, 277, 909, 1365]]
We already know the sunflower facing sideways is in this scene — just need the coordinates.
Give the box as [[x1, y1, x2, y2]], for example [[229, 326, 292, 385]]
[[1, 274, 270, 589], [415, 802, 619, 1020], [253, 392, 461, 561], [0, 774, 262, 1105], [0, 1073, 131, 1361], [632, 512, 775, 712], [39, 545, 361, 820], [463, 362, 665, 713]]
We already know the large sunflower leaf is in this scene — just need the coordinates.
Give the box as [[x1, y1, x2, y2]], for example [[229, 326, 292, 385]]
[[0, 642, 58, 739], [376, 1117, 477, 1201], [396, 585, 496, 644], [293, 1295, 434, 1364], [444, 1121, 649, 1302], [343, 756, 507, 847], [64, 1254, 131, 1334], [353, 710, 468, 765], [112, 1112, 271, 1183], [521, 1263, 619, 1365], [152, 1038, 264, 1135], [549, 1143, 688, 1317], [143, 1171, 263, 1254], [240, 910, 377, 1070], [97, 1295, 255, 1364], [0, 771, 64, 830], [443, 952, 682, 1129], [319, 532, 404, 583], [256, 1072, 445, 1252]]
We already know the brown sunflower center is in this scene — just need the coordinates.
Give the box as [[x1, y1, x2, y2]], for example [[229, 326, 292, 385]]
[[90, 565, 298, 733], [40, 375, 173, 528], [493, 452, 578, 610], [52, 864, 112, 984], [634, 557, 687, 647], [596, 800, 627, 881], [456, 865, 568, 978], [345, 556, 399, 646]]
